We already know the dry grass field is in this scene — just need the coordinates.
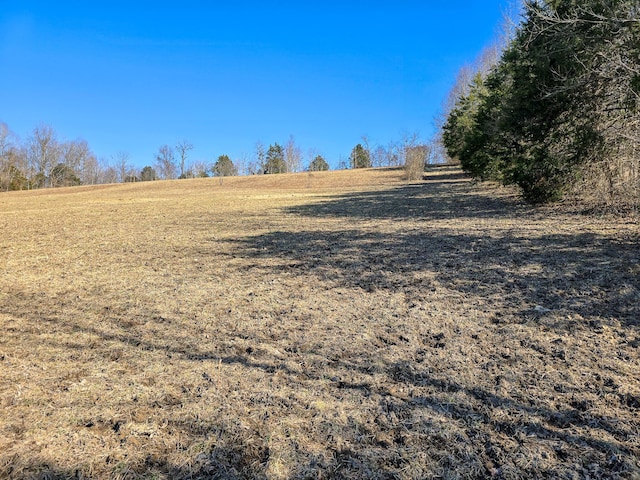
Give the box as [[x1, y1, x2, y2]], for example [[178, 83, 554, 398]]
[[0, 167, 638, 479]]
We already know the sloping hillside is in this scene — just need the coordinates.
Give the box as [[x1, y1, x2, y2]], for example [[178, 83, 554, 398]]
[[1, 167, 638, 479]]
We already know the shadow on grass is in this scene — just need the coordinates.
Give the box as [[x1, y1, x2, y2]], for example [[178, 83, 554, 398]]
[[1, 291, 409, 479], [286, 174, 528, 221], [4, 449, 405, 480], [2, 176, 639, 479], [3, 451, 269, 480], [386, 361, 638, 453], [222, 174, 637, 328], [2, 284, 639, 478], [228, 227, 639, 329]]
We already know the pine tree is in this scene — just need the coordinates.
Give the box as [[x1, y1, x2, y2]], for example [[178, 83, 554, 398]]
[[308, 155, 329, 171], [263, 144, 287, 174], [212, 155, 238, 177], [349, 144, 371, 169]]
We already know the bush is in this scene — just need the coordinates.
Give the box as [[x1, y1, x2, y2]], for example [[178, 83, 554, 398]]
[[404, 146, 428, 181]]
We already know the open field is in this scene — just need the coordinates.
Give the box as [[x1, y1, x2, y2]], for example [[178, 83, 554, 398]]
[[0, 167, 639, 479]]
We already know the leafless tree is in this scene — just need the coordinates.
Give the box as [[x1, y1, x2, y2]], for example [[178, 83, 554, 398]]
[[188, 160, 209, 178], [250, 142, 266, 175], [388, 140, 405, 167], [79, 154, 101, 185], [176, 140, 193, 178], [0, 122, 11, 157], [99, 157, 118, 184], [430, 4, 519, 166], [26, 125, 59, 188], [124, 165, 139, 182], [0, 123, 13, 188], [112, 151, 132, 183], [61, 139, 94, 179], [429, 64, 478, 165], [360, 135, 372, 160], [370, 145, 386, 168], [500, 0, 525, 46], [0, 124, 27, 191], [284, 135, 303, 173], [395, 132, 428, 179], [155, 145, 177, 180]]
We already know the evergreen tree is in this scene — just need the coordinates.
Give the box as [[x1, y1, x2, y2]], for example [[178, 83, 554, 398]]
[[6, 165, 28, 191], [140, 166, 157, 181], [50, 163, 80, 187], [349, 144, 371, 169], [263, 144, 287, 174], [443, 0, 640, 204], [212, 155, 238, 177], [308, 155, 329, 171]]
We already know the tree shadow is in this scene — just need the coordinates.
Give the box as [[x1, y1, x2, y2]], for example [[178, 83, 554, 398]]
[[373, 373, 639, 478], [285, 175, 530, 221], [226, 227, 639, 329], [0, 289, 406, 479], [2, 449, 269, 479], [263, 176, 638, 328], [3, 177, 638, 478], [386, 360, 637, 449], [2, 282, 639, 478]]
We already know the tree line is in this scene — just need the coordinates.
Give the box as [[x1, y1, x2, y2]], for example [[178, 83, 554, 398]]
[[442, 0, 640, 204], [441, 0, 639, 206], [0, 123, 433, 191]]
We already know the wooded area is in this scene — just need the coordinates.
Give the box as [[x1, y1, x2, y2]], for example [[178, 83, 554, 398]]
[[0, 121, 431, 191], [442, 0, 639, 208]]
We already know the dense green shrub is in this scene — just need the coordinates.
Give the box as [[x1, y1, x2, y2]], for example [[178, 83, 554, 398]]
[[443, 0, 640, 205]]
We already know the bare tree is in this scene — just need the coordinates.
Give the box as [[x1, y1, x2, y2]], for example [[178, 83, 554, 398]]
[[124, 165, 139, 182], [370, 145, 386, 168], [430, 17, 511, 166], [0, 122, 13, 190], [112, 151, 132, 183], [155, 145, 177, 180], [250, 142, 266, 175], [360, 135, 372, 162], [176, 140, 193, 178], [188, 160, 209, 178], [60, 139, 94, 182], [284, 135, 303, 173], [398, 132, 421, 176], [0, 122, 11, 157], [370, 142, 402, 168], [26, 125, 59, 188], [500, 0, 525, 47], [234, 152, 252, 176], [79, 154, 101, 185], [99, 157, 118, 184], [4, 148, 29, 191], [0, 124, 28, 191]]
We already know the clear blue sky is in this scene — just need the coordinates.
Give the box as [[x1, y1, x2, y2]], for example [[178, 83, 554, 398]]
[[1, 1, 508, 170]]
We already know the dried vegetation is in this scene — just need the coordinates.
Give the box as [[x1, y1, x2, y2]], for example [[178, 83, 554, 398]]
[[0, 167, 638, 479]]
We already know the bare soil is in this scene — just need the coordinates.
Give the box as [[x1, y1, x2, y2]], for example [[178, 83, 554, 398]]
[[0, 167, 638, 479]]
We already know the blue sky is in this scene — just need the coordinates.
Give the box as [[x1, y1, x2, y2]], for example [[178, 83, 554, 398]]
[[1, 1, 509, 170]]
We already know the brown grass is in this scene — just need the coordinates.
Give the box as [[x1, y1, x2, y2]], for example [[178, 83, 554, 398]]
[[0, 167, 639, 479]]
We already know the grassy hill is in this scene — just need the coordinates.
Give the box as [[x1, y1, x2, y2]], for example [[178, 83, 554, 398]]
[[1, 167, 638, 479]]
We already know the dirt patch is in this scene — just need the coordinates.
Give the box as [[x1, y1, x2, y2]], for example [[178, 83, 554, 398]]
[[0, 167, 638, 479]]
